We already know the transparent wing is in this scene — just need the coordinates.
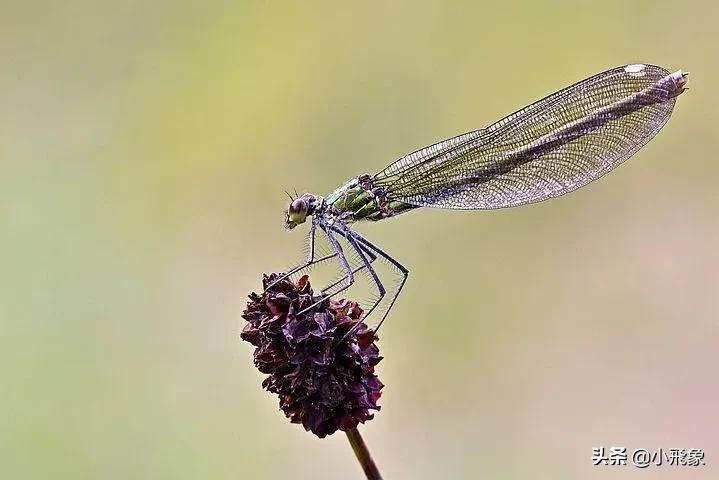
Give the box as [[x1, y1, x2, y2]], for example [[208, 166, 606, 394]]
[[374, 64, 688, 209]]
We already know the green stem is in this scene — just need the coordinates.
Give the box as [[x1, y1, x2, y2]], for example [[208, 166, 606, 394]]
[[346, 428, 383, 480]]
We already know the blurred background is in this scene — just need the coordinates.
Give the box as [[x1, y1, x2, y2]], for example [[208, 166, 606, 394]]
[[2, 1, 717, 479]]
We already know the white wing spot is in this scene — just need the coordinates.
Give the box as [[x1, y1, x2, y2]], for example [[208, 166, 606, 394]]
[[625, 64, 646, 75]]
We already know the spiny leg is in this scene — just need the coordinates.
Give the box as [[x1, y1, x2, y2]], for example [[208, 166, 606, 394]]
[[321, 245, 377, 294], [332, 224, 386, 320], [326, 227, 390, 344], [265, 223, 335, 291], [296, 225, 355, 316], [350, 229, 409, 336]]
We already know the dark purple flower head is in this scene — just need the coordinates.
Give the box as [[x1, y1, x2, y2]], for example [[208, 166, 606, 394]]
[[241, 273, 383, 438]]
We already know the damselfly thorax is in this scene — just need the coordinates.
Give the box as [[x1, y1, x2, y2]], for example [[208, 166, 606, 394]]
[[285, 175, 417, 228]]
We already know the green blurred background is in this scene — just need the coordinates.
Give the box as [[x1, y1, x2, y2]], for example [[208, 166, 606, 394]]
[[2, 1, 717, 479]]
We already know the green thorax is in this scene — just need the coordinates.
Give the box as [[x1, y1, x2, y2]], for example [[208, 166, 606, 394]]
[[325, 178, 381, 222], [324, 176, 416, 223]]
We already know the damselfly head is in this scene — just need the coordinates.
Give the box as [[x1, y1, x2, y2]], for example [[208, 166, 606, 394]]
[[284, 193, 317, 229]]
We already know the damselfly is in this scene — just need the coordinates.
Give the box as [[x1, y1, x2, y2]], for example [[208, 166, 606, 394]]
[[271, 63, 688, 333]]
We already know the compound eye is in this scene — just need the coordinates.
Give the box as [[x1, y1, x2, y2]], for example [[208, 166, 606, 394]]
[[288, 198, 308, 216]]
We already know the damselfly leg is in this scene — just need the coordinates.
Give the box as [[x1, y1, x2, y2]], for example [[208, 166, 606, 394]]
[[321, 245, 377, 294], [264, 224, 326, 291], [332, 224, 385, 320], [348, 229, 409, 336], [294, 222, 410, 336], [295, 224, 356, 315]]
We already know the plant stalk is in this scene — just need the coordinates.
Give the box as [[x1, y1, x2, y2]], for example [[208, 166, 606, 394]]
[[346, 428, 382, 480]]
